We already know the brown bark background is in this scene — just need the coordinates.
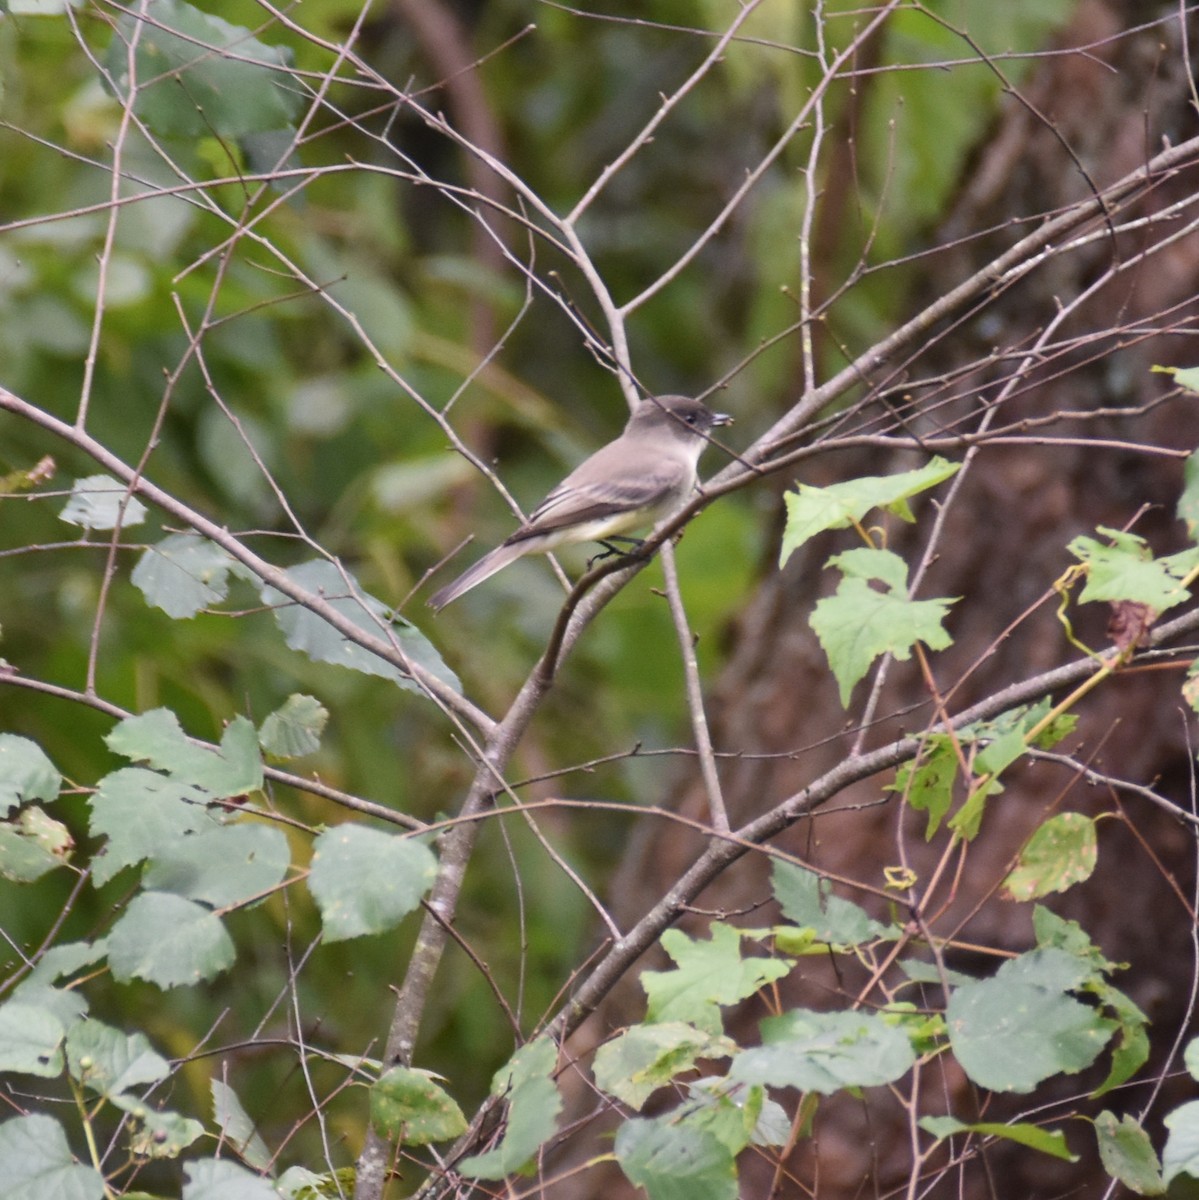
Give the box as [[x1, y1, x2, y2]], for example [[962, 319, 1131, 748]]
[[581, 3, 1199, 1195]]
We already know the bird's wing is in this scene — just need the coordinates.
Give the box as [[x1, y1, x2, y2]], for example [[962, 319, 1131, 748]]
[[512, 458, 686, 542]]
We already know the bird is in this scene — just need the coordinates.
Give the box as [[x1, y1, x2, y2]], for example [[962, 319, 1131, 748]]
[[427, 394, 732, 610]]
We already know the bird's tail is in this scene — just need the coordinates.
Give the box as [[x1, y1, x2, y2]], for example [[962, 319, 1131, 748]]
[[427, 540, 530, 611]]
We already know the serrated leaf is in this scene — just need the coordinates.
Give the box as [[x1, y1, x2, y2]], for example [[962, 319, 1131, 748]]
[[920, 1116, 1077, 1161], [0, 735, 61, 816], [132, 534, 235, 619], [594, 1023, 735, 1110], [182, 1157, 278, 1199], [143, 823, 289, 907], [892, 735, 958, 838], [59, 474, 147, 530], [771, 860, 889, 945], [105, 710, 263, 798], [308, 826, 436, 942], [946, 949, 1116, 1093], [811, 548, 956, 705], [89, 767, 220, 886], [1095, 1111, 1165, 1195], [642, 924, 790, 1035], [258, 694, 328, 758], [731, 1008, 915, 1094], [211, 1080, 271, 1171], [0, 806, 73, 881], [458, 1038, 562, 1179], [780, 457, 960, 565], [66, 1019, 168, 1098], [261, 559, 460, 694], [0, 1002, 65, 1076], [0, 1114, 105, 1200], [1033, 906, 1113, 966], [1068, 529, 1199, 611], [104, 0, 300, 140], [615, 1116, 737, 1200], [107, 892, 235, 988], [1002, 812, 1097, 900], [370, 1067, 468, 1144]]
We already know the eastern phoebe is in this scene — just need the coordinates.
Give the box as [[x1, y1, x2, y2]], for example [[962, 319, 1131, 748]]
[[428, 394, 732, 610]]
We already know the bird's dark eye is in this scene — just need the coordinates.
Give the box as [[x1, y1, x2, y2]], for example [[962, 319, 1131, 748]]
[[685, 413, 697, 424]]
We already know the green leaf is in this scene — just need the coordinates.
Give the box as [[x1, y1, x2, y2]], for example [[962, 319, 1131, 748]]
[[65, 1019, 168, 1099], [593, 1023, 735, 1110], [1002, 812, 1098, 900], [780, 457, 960, 564], [89, 767, 220, 886], [945, 704, 1068, 842], [182, 1157, 278, 1199], [891, 735, 958, 838], [898, 959, 974, 988], [731, 1008, 916, 1094], [1163, 1100, 1199, 1186], [143, 823, 290, 907], [111, 1094, 204, 1160], [258, 694, 328, 758], [1094, 1111, 1165, 1195], [1185, 661, 1199, 714], [615, 1116, 737, 1200], [308, 825, 437, 942], [211, 1080, 272, 1171], [771, 860, 889, 946], [104, 0, 301, 140], [59, 474, 147, 530], [1085, 972, 1150, 1098], [132, 534, 235, 619], [261, 559, 460, 694], [6, 0, 82, 13], [810, 548, 956, 705], [1068, 528, 1199, 611], [9, 982, 89, 1029], [107, 892, 236, 987], [0, 735, 61, 815], [1032, 904, 1108, 962], [0, 1114, 106, 1200], [105, 710, 263, 798], [920, 1115, 1077, 1161], [681, 1080, 766, 1155], [1179, 449, 1199, 540], [458, 1038, 562, 1179], [642, 923, 790, 1035], [1031, 904, 1150, 1093], [0, 806, 73, 881], [946, 948, 1116, 1093], [688, 1078, 789, 1150], [0, 1002, 65, 1076], [1185, 1036, 1199, 1081], [369, 1067, 468, 1145], [1168, 366, 1199, 393]]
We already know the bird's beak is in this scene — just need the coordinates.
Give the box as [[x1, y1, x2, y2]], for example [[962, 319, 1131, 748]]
[[711, 412, 734, 427]]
